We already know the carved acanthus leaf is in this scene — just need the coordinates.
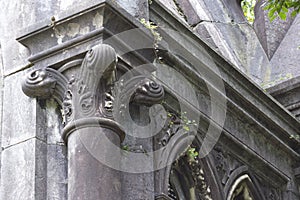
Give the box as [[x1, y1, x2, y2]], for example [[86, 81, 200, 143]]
[[71, 44, 117, 119]]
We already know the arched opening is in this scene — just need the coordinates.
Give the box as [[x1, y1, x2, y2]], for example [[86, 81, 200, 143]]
[[227, 174, 261, 200], [167, 146, 213, 200]]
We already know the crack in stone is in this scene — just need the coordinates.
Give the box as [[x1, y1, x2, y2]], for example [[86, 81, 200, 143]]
[[2, 136, 65, 151], [191, 19, 249, 28], [3, 62, 33, 78], [172, 0, 188, 22]]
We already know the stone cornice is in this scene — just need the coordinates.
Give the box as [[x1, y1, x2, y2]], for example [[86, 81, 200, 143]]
[[150, 1, 300, 152], [267, 76, 300, 119], [16, 0, 151, 67]]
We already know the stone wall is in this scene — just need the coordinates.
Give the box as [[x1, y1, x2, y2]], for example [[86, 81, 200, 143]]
[[0, 0, 299, 200]]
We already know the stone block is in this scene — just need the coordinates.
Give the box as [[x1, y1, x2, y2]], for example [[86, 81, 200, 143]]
[[0, 0, 57, 75], [45, 100, 64, 145], [0, 139, 47, 200], [46, 144, 67, 200], [1, 72, 38, 148], [121, 171, 155, 200], [116, 0, 149, 19], [269, 16, 300, 83], [157, 0, 187, 23], [176, 0, 201, 25]]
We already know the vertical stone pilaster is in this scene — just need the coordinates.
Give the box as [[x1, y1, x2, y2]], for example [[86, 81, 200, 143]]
[[22, 44, 125, 200]]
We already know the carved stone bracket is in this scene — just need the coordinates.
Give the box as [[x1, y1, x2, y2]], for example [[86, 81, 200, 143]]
[[22, 43, 165, 141], [130, 77, 165, 106], [22, 67, 68, 105], [111, 71, 165, 140], [22, 44, 117, 116], [114, 74, 164, 108]]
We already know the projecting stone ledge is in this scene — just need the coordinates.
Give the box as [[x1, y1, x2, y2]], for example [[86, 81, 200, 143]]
[[267, 75, 300, 120]]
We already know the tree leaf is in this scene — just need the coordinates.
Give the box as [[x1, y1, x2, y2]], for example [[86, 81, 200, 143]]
[[291, 9, 298, 17], [279, 11, 287, 20], [282, 6, 289, 13], [270, 14, 277, 22], [268, 8, 277, 18]]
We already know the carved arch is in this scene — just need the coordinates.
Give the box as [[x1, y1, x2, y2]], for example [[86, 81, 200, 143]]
[[155, 130, 223, 200], [225, 166, 264, 200]]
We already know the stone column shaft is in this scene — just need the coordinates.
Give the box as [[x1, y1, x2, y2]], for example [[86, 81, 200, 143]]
[[22, 44, 124, 200]]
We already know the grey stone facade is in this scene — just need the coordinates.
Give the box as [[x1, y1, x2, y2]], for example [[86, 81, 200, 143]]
[[0, 0, 300, 199]]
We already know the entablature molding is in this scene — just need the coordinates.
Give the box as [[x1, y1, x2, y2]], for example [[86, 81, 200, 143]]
[[18, 0, 300, 183], [149, 0, 300, 165]]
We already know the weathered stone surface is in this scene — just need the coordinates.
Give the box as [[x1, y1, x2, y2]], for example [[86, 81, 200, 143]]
[[266, 76, 300, 119], [121, 172, 155, 200], [44, 100, 67, 200], [157, 0, 187, 23], [0, 42, 3, 186], [175, 0, 200, 25], [45, 99, 64, 144], [193, 23, 218, 51], [0, 139, 47, 200], [254, 0, 295, 59], [0, 0, 148, 75], [223, 111, 294, 177], [2, 0, 300, 199], [116, 0, 149, 19], [1, 72, 39, 148], [269, 15, 300, 84], [67, 127, 122, 200], [0, 0, 57, 75], [120, 106, 155, 200], [46, 144, 67, 200], [171, 0, 270, 83]]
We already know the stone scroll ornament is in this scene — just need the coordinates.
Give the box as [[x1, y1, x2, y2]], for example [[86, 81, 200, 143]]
[[112, 69, 165, 139], [22, 44, 117, 123], [22, 44, 165, 135], [21, 67, 68, 105]]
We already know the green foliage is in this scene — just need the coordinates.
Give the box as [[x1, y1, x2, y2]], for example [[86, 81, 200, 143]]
[[241, 0, 256, 24], [140, 18, 162, 47], [121, 145, 130, 151], [181, 112, 197, 131], [186, 147, 199, 163], [263, 0, 300, 21], [166, 111, 197, 132]]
